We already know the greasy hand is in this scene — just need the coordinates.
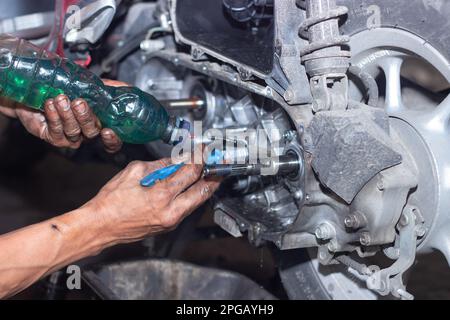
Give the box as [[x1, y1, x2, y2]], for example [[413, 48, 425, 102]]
[[88, 159, 221, 243], [0, 79, 127, 153]]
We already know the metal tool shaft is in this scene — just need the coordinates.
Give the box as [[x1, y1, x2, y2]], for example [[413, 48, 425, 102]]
[[161, 98, 206, 110], [203, 154, 300, 177]]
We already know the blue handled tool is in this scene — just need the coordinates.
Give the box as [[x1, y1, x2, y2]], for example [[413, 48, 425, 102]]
[[206, 149, 224, 165], [140, 163, 185, 187]]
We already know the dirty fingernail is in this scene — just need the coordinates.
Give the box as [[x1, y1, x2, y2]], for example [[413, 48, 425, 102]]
[[102, 129, 112, 136], [73, 101, 87, 113], [56, 96, 70, 111], [46, 100, 55, 111]]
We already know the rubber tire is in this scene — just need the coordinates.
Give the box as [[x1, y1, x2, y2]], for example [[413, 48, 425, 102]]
[[278, 0, 450, 300]]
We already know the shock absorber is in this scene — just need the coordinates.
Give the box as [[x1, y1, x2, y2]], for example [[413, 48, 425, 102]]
[[298, 0, 350, 111]]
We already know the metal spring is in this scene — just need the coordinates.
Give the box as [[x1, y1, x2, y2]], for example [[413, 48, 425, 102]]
[[298, 0, 350, 61]]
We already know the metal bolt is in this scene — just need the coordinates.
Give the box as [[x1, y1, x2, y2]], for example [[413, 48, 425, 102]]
[[238, 68, 252, 80], [344, 215, 357, 229], [192, 48, 203, 60], [318, 251, 327, 261], [359, 232, 372, 246], [399, 213, 410, 227], [376, 177, 384, 191], [328, 240, 338, 252], [415, 225, 427, 237], [344, 212, 367, 229], [283, 130, 295, 142], [284, 89, 294, 102], [293, 190, 304, 201], [315, 223, 335, 240]]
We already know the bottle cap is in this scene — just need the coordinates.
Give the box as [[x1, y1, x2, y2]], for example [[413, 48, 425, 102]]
[[164, 117, 191, 145]]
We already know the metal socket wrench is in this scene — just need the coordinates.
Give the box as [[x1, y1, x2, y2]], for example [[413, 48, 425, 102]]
[[203, 154, 300, 177]]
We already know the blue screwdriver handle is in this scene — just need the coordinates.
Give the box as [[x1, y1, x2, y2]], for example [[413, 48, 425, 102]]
[[140, 163, 185, 187]]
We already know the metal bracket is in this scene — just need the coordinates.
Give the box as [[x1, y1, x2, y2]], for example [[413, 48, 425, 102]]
[[366, 205, 424, 300], [310, 74, 348, 112]]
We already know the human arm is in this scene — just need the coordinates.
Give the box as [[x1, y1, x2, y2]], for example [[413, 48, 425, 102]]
[[0, 159, 220, 298]]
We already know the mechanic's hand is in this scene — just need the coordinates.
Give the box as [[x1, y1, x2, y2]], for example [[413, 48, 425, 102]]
[[88, 159, 221, 243], [0, 79, 128, 153]]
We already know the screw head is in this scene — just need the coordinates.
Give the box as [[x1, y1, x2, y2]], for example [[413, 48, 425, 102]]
[[377, 179, 384, 191], [360, 232, 372, 246], [344, 212, 366, 229], [315, 223, 335, 240], [283, 130, 295, 142], [399, 213, 410, 227], [328, 240, 338, 252], [293, 190, 304, 201], [344, 215, 358, 228], [415, 225, 427, 237], [284, 89, 294, 102], [318, 251, 327, 260]]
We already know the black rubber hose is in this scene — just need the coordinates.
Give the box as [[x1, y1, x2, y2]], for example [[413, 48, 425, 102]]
[[348, 65, 379, 107]]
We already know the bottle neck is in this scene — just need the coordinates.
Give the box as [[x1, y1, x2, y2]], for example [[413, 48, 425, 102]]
[[162, 117, 191, 145]]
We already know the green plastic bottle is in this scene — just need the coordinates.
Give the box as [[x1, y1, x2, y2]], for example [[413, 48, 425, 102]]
[[0, 34, 188, 144]]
